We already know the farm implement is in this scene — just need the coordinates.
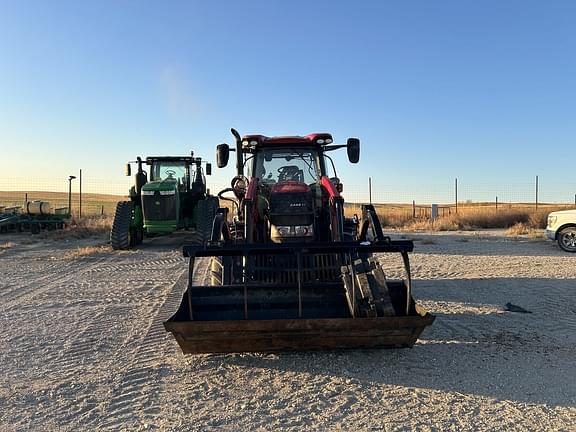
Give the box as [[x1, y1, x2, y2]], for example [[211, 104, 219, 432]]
[[164, 129, 434, 353], [0, 202, 69, 234]]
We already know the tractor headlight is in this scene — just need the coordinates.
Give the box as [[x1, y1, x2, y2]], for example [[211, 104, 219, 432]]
[[271, 225, 314, 238], [294, 225, 313, 236], [276, 226, 291, 237]]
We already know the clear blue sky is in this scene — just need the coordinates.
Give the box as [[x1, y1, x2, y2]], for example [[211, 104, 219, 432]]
[[1, 0, 575, 201]]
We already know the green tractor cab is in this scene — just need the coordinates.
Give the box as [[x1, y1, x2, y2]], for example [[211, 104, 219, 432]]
[[111, 153, 218, 250]]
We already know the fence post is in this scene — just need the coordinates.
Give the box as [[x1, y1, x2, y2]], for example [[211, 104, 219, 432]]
[[495, 196, 498, 211], [455, 178, 458, 214], [535, 175, 539, 211], [368, 177, 372, 204], [412, 200, 416, 219], [101, 205, 104, 216]]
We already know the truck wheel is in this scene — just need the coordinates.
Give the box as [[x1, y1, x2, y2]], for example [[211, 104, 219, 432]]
[[557, 227, 576, 252], [111, 201, 134, 250]]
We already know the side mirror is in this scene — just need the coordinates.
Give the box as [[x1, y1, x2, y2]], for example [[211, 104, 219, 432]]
[[216, 144, 230, 168], [205, 163, 212, 176], [347, 138, 360, 164], [125, 163, 131, 176]]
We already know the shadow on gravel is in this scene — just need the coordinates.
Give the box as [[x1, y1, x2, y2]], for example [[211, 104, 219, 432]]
[[387, 233, 568, 258], [203, 276, 576, 408], [129, 231, 203, 253]]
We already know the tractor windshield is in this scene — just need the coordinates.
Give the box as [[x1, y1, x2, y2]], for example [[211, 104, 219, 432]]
[[151, 161, 187, 183], [253, 149, 320, 185]]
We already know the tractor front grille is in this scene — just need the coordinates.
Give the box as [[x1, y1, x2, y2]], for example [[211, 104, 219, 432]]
[[142, 192, 177, 221], [269, 191, 314, 226]]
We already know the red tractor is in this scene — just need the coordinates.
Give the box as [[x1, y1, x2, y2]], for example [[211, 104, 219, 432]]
[[164, 129, 434, 353]]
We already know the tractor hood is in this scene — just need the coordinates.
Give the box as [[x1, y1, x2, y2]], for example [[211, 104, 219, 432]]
[[141, 178, 178, 193], [271, 181, 311, 194]]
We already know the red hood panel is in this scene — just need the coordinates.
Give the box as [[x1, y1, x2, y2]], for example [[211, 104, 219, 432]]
[[271, 181, 311, 194]]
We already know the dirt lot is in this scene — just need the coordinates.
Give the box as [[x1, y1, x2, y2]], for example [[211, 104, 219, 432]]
[[0, 230, 575, 431]]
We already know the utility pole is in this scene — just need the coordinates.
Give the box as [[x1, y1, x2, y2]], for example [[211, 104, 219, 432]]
[[79, 169, 82, 218]]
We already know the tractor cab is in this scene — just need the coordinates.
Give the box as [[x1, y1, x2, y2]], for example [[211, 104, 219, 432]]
[[149, 160, 189, 191]]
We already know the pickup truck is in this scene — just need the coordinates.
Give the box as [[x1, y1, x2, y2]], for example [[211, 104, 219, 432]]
[[546, 210, 576, 252]]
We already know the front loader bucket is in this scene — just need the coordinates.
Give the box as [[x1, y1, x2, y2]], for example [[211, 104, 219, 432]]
[[164, 241, 435, 354]]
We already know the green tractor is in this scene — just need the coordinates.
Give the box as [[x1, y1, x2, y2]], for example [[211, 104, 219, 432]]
[[111, 153, 218, 250]]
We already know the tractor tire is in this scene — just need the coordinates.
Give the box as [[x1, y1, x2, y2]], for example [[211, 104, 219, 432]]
[[194, 196, 219, 243], [111, 201, 134, 250], [210, 256, 231, 285], [209, 217, 241, 286]]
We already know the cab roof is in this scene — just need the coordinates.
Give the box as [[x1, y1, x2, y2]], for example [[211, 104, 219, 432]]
[[241, 133, 334, 148], [145, 156, 199, 164]]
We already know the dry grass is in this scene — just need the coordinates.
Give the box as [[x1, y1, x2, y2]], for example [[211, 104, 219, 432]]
[[61, 245, 111, 260], [505, 222, 546, 239], [345, 203, 571, 231]]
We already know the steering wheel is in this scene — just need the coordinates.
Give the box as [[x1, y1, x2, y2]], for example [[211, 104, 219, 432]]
[[278, 166, 302, 182], [164, 169, 177, 178]]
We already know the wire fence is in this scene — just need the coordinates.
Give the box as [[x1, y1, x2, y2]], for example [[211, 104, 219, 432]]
[[1, 176, 575, 218]]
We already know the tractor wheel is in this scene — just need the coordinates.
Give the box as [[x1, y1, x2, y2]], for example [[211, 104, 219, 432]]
[[210, 256, 232, 285], [194, 196, 219, 243], [209, 217, 241, 286], [111, 201, 134, 250]]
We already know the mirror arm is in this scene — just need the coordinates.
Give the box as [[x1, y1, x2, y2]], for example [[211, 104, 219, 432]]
[[323, 144, 347, 152]]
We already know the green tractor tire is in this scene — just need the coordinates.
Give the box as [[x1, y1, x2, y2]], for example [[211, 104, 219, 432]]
[[111, 201, 135, 250]]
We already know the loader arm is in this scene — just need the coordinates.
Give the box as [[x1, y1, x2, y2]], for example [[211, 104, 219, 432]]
[[320, 176, 345, 241]]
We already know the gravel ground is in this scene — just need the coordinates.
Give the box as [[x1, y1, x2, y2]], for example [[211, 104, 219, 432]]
[[0, 230, 575, 431]]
